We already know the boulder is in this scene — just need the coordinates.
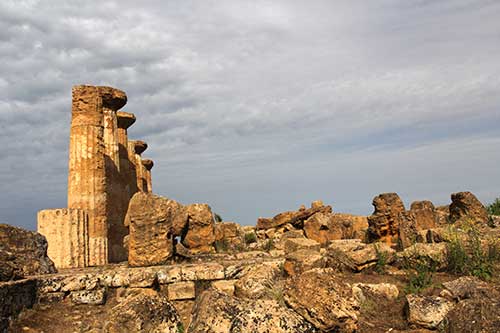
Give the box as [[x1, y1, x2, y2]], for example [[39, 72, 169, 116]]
[[397, 211, 421, 249], [303, 212, 367, 244], [327, 240, 395, 272], [406, 295, 453, 329], [214, 222, 244, 252], [442, 276, 490, 300], [182, 204, 216, 253], [284, 268, 359, 332], [126, 193, 187, 267], [449, 191, 489, 224], [104, 292, 182, 333], [234, 263, 281, 299], [256, 203, 332, 230], [284, 249, 325, 276], [284, 238, 320, 254], [409, 201, 438, 230], [396, 243, 447, 271], [0, 224, 56, 281], [71, 288, 106, 305], [189, 288, 317, 333], [367, 193, 406, 245], [352, 283, 399, 303]]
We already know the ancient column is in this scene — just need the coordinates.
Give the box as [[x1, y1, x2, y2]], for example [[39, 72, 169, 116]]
[[128, 140, 148, 192], [141, 159, 154, 193], [67, 85, 126, 266], [117, 111, 136, 198], [99, 87, 128, 263], [37, 208, 89, 269]]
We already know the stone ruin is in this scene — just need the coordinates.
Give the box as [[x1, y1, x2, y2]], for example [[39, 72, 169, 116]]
[[37, 85, 154, 268]]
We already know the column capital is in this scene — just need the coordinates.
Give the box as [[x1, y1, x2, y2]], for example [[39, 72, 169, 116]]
[[131, 140, 148, 155], [117, 111, 136, 129], [97, 86, 127, 110], [141, 159, 154, 170]]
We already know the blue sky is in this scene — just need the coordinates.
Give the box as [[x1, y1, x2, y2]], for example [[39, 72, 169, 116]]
[[1, 0, 499, 229]]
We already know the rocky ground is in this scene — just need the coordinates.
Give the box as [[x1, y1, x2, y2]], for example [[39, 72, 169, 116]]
[[2, 191, 500, 332]]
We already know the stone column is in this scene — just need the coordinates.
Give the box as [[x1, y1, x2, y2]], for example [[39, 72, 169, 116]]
[[37, 208, 89, 269], [141, 159, 154, 193], [117, 111, 136, 198], [67, 85, 126, 266], [99, 87, 128, 263], [128, 140, 148, 192]]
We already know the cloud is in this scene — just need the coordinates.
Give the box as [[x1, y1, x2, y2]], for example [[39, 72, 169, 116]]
[[0, 0, 499, 228]]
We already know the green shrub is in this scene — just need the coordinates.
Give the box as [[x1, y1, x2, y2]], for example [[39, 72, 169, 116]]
[[214, 239, 229, 253], [486, 197, 500, 215], [374, 243, 388, 274], [244, 232, 257, 244], [405, 261, 434, 294], [177, 323, 185, 333], [445, 225, 497, 280], [263, 239, 274, 252]]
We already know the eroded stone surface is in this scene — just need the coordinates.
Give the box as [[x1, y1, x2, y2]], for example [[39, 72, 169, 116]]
[[449, 191, 489, 224], [182, 204, 216, 253], [367, 193, 406, 245], [406, 295, 453, 329]]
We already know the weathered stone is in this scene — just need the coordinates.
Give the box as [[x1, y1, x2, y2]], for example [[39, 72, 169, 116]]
[[180, 263, 225, 281], [256, 203, 332, 230], [397, 243, 447, 271], [449, 191, 489, 224], [352, 283, 399, 303], [116, 111, 137, 198], [435, 205, 450, 225], [211, 280, 236, 296], [410, 201, 438, 230], [182, 204, 216, 253], [157, 266, 183, 284], [167, 281, 195, 300], [0, 279, 37, 331], [406, 295, 453, 329], [284, 249, 325, 276], [70, 288, 106, 305], [304, 213, 368, 244], [367, 193, 406, 245], [442, 276, 489, 300], [234, 263, 280, 299], [104, 292, 181, 333], [284, 268, 359, 332], [61, 274, 100, 292], [126, 192, 187, 267], [327, 240, 395, 272], [38, 292, 65, 303], [398, 211, 421, 249], [141, 159, 154, 193], [37, 209, 89, 269], [284, 238, 320, 254], [128, 268, 158, 288], [0, 224, 56, 281], [189, 288, 316, 333]]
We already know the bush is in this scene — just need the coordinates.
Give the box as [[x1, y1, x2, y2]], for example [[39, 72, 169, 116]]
[[405, 261, 434, 294], [374, 243, 389, 274], [445, 225, 498, 280], [486, 198, 500, 215], [244, 232, 257, 244], [214, 239, 229, 253]]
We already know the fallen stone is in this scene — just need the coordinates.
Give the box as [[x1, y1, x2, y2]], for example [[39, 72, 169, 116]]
[[256, 203, 332, 230], [409, 201, 438, 230], [211, 280, 236, 296], [406, 294, 453, 329], [182, 203, 216, 253], [284, 268, 358, 332], [167, 281, 195, 300], [327, 240, 395, 272], [71, 288, 106, 305], [449, 191, 489, 224], [397, 243, 447, 271], [352, 283, 399, 303], [234, 263, 280, 299], [284, 238, 321, 254], [283, 249, 325, 276], [367, 193, 406, 245]]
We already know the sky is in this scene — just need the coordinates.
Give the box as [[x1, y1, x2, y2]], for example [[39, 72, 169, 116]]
[[1, 0, 500, 230]]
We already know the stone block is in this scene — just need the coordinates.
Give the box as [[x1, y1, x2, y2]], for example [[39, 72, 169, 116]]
[[181, 263, 224, 281], [70, 288, 106, 305], [167, 281, 195, 300], [211, 280, 236, 296]]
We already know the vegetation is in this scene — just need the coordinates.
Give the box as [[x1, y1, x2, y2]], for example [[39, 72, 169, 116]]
[[374, 243, 389, 274], [486, 197, 500, 216], [244, 232, 257, 244], [445, 223, 499, 280], [177, 323, 185, 333], [404, 260, 435, 294], [214, 239, 229, 253], [263, 239, 274, 252]]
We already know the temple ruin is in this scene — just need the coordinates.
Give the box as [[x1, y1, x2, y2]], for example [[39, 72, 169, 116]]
[[37, 85, 154, 268]]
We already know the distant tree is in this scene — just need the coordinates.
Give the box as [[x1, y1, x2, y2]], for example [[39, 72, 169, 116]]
[[486, 198, 500, 216]]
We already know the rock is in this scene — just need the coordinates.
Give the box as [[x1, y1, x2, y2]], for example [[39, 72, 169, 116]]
[[409, 201, 438, 230], [104, 292, 182, 333], [189, 288, 317, 333], [0, 224, 56, 281], [442, 276, 490, 300], [0, 279, 37, 331], [283, 249, 325, 276], [327, 240, 395, 272], [71, 288, 106, 305], [435, 205, 450, 225], [397, 243, 447, 271], [256, 204, 332, 230], [182, 204, 216, 253], [284, 238, 321, 254], [352, 283, 399, 303], [234, 263, 280, 299], [406, 294, 453, 329], [311, 200, 324, 209], [214, 222, 244, 252], [490, 215, 500, 228], [367, 193, 406, 245], [211, 280, 236, 296], [303, 213, 344, 244], [397, 211, 421, 249], [167, 281, 195, 300], [230, 299, 318, 333], [284, 268, 358, 332], [449, 191, 489, 224], [180, 263, 225, 281], [126, 192, 186, 267]]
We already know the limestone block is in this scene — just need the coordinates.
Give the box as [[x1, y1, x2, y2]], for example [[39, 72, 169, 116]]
[[141, 159, 154, 193], [211, 280, 236, 296], [284, 238, 320, 254], [181, 263, 225, 281], [37, 208, 89, 269], [70, 288, 106, 305], [157, 266, 183, 284], [167, 281, 195, 300], [406, 295, 453, 329], [182, 204, 216, 253]]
